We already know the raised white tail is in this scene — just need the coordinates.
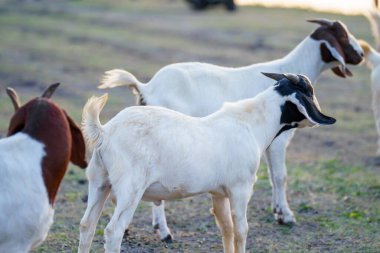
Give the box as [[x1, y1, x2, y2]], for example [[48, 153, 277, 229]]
[[99, 69, 141, 93], [81, 94, 108, 157]]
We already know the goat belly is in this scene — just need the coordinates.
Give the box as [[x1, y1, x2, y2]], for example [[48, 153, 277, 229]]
[[0, 133, 54, 252], [142, 182, 205, 201]]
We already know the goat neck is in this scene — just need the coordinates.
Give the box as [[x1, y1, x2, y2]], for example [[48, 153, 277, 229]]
[[211, 89, 283, 153], [281, 38, 327, 82]]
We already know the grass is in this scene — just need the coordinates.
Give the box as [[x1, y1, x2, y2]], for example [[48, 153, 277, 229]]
[[0, 0, 379, 252]]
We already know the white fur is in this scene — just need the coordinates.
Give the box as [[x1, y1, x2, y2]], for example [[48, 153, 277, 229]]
[[78, 86, 327, 253], [366, 8, 380, 51], [0, 133, 54, 253], [100, 32, 362, 233], [361, 42, 380, 154]]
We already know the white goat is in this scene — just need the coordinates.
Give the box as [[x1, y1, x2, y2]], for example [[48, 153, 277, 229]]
[[365, 0, 380, 51], [0, 84, 87, 253], [99, 19, 363, 240], [79, 73, 336, 253], [359, 40, 380, 154]]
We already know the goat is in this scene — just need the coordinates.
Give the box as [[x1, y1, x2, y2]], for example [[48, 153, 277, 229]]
[[79, 73, 336, 253], [365, 5, 380, 51], [359, 40, 380, 154], [98, 18, 363, 240], [0, 84, 87, 253]]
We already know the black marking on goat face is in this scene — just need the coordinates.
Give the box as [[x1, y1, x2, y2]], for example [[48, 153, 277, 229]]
[[281, 101, 305, 125], [273, 75, 336, 138], [273, 77, 311, 138], [274, 75, 314, 98], [275, 101, 303, 138]]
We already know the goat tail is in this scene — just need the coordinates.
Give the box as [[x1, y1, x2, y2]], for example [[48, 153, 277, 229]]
[[82, 94, 108, 155], [99, 69, 142, 92]]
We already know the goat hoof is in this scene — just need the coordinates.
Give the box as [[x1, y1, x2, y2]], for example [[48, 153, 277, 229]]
[[284, 220, 296, 227], [278, 219, 296, 227], [123, 229, 129, 238], [277, 218, 295, 226], [276, 214, 296, 226], [161, 234, 173, 243], [274, 207, 296, 226]]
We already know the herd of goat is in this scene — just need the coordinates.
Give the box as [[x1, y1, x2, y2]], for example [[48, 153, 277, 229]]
[[2, 4, 380, 253]]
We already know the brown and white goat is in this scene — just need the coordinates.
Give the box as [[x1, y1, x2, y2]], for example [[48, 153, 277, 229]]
[[0, 84, 87, 253]]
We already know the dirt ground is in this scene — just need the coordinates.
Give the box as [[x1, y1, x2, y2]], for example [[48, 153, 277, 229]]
[[0, 0, 379, 252]]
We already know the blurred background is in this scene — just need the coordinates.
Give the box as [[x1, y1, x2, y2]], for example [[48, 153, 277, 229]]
[[0, 0, 379, 252]]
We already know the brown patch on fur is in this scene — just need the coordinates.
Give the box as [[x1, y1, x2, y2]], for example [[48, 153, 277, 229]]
[[63, 110, 87, 168], [7, 98, 87, 205]]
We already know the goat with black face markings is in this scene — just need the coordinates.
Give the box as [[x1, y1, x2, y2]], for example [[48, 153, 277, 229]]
[[79, 73, 335, 253], [99, 18, 363, 239], [0, 84, 87, 253]]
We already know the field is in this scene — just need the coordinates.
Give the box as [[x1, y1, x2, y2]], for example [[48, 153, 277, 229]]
[[0, 0, 379, 252]]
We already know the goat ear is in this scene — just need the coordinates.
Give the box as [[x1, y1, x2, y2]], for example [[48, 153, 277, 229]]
[[320, 40, 350, 78], [290, 94, 336, 127], [7, 108, 26, 136], [6, 87, 21, 111], [63, 110, 87, 169], [41, 83, 60, 98]]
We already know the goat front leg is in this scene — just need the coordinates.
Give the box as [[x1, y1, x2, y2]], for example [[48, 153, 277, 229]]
[[265, 130, 295, 225], [211, 196, 234, 253], [229, 186, 252, 253], [152, 201, 173, 242], [78, 155, 111, 253]]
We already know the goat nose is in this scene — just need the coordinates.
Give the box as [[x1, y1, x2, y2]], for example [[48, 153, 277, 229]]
[[360, 52, 364, 57]]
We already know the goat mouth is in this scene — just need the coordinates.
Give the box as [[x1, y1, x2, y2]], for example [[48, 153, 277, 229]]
[[345, 54, 364, 65], [331, 66, 352, 78]]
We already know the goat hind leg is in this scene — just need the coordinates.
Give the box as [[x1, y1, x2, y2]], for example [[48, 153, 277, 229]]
[[78, 156, 111, 253], [152, 201, 173, 243], [79, 181, 111, 253], [104, 181, 146, 253]]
